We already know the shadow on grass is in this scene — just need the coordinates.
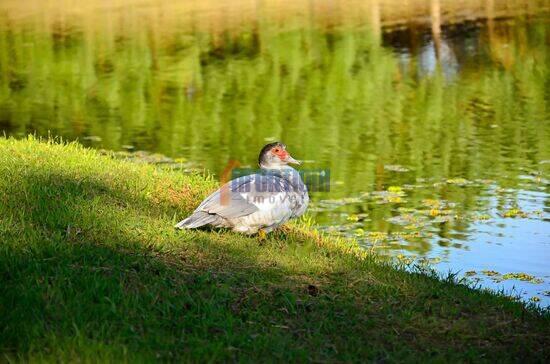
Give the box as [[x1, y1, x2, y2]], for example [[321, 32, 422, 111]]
[[0, 171, 348, 360], [0, 170, 548, 361]]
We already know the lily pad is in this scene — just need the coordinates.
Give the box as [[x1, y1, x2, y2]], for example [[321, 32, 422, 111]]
[[500, 273, 543, 284], [445, 178, 472, 186], [384, 165, 410, 172], [481, 270, 500, 277], [502, 208, 528, 218]]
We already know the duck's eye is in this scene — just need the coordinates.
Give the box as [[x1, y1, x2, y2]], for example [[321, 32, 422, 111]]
[[273, 148, 280, 153]]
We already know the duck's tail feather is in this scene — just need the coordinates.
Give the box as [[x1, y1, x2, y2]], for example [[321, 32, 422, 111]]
[[175, 211, 225, 229]]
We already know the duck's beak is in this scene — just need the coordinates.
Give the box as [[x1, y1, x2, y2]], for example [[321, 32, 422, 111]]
[[285, 155, 301, 165]]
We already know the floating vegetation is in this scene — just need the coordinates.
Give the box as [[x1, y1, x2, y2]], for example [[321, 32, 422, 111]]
[[471, 270, 544, 284], [530, 296, 541, 302], [366, 231, 388, 242], [387, 214, 423, 226], [370, 187, 406, 204], [476, 179, 495, 185], [384, 165, 410, 172], [501, 208, 529, 218], [472, 214, 491, 221], [394, 254, 441, 267], [500, 273, 544, 284], [311, 197, 364, 212], [421, 200, 455, 220], [415, 256, 442, 265], [359, 231, 423, 244], [445, 178, 472, 186], [387, 186, 403, 193], [346, 214, 364, 222], [422, 199, 441, 208], [326, 197, 364, 206], [481, 270, 500, 277]]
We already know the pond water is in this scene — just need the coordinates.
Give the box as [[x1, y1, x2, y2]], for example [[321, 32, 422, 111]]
[[0, 3, 548, 306]]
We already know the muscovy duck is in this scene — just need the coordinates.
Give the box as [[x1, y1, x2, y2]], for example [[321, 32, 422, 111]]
[[175, 142, 309, 235]]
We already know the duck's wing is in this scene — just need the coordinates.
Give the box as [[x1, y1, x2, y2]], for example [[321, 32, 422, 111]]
[[177, 174, 289, 229], [195, 175, 261, 219]]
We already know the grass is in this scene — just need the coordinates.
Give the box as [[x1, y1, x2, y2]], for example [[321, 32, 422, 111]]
[[0, 137, 549, 362]]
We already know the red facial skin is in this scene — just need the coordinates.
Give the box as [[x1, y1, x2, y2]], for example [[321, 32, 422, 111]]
[[272, 147, 289, 160]]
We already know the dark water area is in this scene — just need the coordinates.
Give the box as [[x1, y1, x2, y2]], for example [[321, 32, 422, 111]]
[[0, 9, 548, 305]]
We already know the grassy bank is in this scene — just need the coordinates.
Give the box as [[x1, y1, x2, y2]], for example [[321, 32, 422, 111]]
[[0, 137, 548, 362]]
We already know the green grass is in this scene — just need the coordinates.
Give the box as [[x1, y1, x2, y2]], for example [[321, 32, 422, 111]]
[[0, 137, 548, 362]]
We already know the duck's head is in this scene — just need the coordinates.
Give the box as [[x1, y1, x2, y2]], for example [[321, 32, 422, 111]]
[[258, 142, 300, 169]]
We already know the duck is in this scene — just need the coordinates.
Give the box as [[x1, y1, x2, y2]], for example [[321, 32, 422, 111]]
[[175, 142, 309, 236]]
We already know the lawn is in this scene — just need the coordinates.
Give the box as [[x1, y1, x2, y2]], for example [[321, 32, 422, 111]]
[[0, 137, 548, 362]]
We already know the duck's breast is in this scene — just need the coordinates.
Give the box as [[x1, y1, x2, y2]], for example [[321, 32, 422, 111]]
[[236, 190, 294, 230]]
